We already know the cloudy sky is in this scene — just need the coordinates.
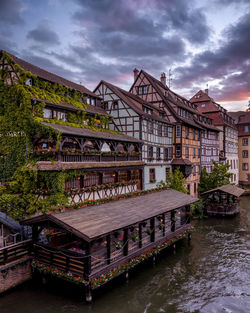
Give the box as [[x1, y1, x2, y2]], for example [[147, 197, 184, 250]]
[[0, 0, 249, 111]]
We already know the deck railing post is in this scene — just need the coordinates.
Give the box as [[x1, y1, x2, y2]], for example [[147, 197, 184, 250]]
[[123, 229, 128, 256], [139, 224, 142, 248], [171, 211, 176, 232], [150, 218, 155, 242], [106, 235, 111, 264], [186, 205, 190, 224]]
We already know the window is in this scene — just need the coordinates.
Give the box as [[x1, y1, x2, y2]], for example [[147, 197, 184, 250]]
[[84, 173, 100, 187], [193, 148, 196, 157], [103, 101, 109, 110], [156, 147, 161, 159], [25, 78, 32, 86], [201, 103, 206, 108], [176, 125, 181, 137], [164, 126, 168, 137], [43, 108, 52, 119], [65, 178, 80, 191], [148, 121, 153, 134], [243, 138, 248, 146], [86, 98, 90, 105], [243, 150, 248, 158], [102, 172, 116, 184], [149, 168, 156, 183], [91, 98, 95, 106], [242, 163, 248, 170], [187, 184, 190, 194], [185, 147, 189, 158], [118, 170, 129, 182], [164, 148, 169, 160], [194, 182, 197, 193], [113, 101, 118, 109], [148, 146, 153, 159], [165, 168, 170, 181], [193, 166, 196, 176], [244, 126, 249, 132], [198, 148, 200, 157], [193, 129, 196, 140], [158, 125, 162, 136], [169, 147, 173, 159], [138, 85, 148, 95], [197, 131, 200, 140], [185, 127, 189, 139], [176, 145, 181, 157]]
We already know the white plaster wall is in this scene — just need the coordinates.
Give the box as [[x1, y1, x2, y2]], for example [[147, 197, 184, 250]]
[[143, 165, 171, 190]]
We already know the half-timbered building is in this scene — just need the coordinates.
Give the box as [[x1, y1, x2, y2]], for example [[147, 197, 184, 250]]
[[0, 51, 144, 201], [94, 81, 173, 189], [130, 69, 202, 196], [190, 90, 238, 184]]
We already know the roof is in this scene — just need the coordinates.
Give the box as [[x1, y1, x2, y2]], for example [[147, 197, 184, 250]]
[[237, 111, 250, 124], [41, 122, 142, 143], [96, 80, 172, 125], [1, 50, 98, 98], [171, 158, 192, 165], [31, 161, 144, 171], [21, 189, 198, 241], [34, 98, 108, 116], [202, 184, 245, 197], [135, 70, 203, 129], [0, 212, 22, 232]]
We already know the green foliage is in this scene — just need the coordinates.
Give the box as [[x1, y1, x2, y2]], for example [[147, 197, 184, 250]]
[[199, 160, 232, 194], [165, 167, 188, 194], [0, 194, 26, 220], [190, 200, 205, 219]]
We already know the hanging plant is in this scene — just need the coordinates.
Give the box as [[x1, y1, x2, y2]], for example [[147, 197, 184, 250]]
[[146, 228, 153, 235], [114, 241, 121, 250]]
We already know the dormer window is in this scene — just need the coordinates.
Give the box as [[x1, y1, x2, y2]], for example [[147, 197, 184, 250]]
[[201, 103, 206, 108], [25, 78, 32, 86]]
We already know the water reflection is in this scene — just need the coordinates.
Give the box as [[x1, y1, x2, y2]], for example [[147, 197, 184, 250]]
[[0, 197, 249, 313]]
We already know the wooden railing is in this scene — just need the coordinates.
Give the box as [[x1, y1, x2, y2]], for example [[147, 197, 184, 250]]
[[0, 239, 32, 266], [33, 244, 85, 277], [61, 154, 141, 163], [67, 181, 138, 203]]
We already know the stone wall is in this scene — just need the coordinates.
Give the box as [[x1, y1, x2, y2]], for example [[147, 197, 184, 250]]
[[0, 258, 32, 294]]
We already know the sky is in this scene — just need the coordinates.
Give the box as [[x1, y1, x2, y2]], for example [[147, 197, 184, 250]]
[[0, 0, 249, 111]]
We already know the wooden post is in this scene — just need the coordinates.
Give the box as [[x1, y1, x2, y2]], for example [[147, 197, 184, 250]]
[[106, 235, 111, 264], [84, 242, 91, 280], [186, 205, 191, 224], [85, 283, 92, 303], [139, 224, 142, 248], [150, 218, 155, 242], [171, 211, 176, 232], [163, 214, 165, 236], [123, 229, 128, 256]]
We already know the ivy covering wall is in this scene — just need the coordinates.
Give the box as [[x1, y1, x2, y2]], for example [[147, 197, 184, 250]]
[[0, 51, 114, 219]]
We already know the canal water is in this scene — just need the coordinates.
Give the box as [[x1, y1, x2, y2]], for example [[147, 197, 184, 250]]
[[0, 197, 249, 313]]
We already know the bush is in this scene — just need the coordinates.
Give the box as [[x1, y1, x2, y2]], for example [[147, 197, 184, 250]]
[[190, 200, 205, 219]]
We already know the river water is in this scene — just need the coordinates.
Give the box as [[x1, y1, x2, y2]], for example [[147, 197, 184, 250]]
[[0, 197, 249, 313]]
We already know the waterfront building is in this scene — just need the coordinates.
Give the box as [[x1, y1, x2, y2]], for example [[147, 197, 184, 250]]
[[94, 80, 173, 189], [190, 90, 239, 184], [130, 69, 202, 196], [0, 51, 144, 201], [21, 188, 197, 302], [235, 111, 250, 187]]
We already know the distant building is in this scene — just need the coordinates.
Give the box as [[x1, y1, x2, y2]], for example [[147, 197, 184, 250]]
[[94, 80, 173, 190], [190, 90, 238, 184], [231, 111, 250, 187]]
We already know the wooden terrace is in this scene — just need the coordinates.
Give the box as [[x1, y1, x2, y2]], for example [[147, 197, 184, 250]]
[[202, 185, 245, 216], [21, 189, 198, 302]]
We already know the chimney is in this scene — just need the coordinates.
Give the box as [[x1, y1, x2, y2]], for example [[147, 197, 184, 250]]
[[160, 72, 166, 86], [133, 68, 139, 81], [205, 88, 208, 95]]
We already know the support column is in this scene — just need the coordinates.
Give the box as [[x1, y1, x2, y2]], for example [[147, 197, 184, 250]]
[[106, 235, 111, 264], [186, 205, 191, 224], [171, 211, 176, 232], [139, 224, 142, 248], [123, 229, 128, 256], [150, 218, 155, 242]]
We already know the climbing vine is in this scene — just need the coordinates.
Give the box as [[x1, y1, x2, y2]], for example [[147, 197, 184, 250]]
[[0, 51, 116, 219]]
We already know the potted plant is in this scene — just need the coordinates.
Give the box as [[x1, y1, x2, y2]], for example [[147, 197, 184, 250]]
[[114, 241, 121, 250]]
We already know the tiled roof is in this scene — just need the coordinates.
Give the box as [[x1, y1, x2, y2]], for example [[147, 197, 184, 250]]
[[41, 122, 142, 143], [2, 50, 98, 97], [33, 97, 108, 116], [237, 111, 250, 124], [137, 70, 202, 129], [97, 80, 173, 125]]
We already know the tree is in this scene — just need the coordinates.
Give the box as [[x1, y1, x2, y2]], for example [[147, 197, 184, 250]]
[[199, 160, 232, 194], [166, 167, 188, 194]]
